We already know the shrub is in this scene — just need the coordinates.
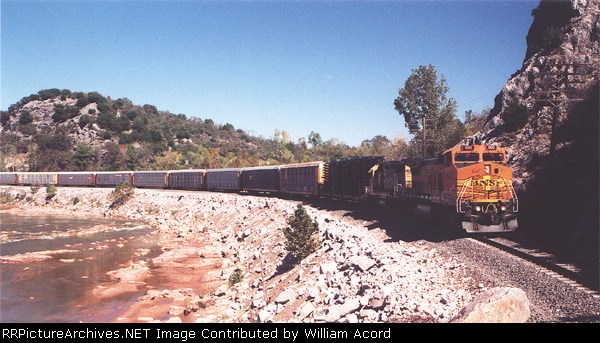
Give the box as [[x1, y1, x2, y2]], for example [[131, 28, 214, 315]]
[[0, 192, 13, 204], [38, 88, 61, 100], [502, 102, 529, 132], [87, 91, 107, 105], [52, 104, 80, 123], [45, 184, 57, 201], [109, 181, 135, 208], [19, 111, 33, 125], [545, 26, 564, 51], [19, 124, 38, 136], [30, 184, 40, 194], [46, 184, 57, 195], [72, 197, 80, 205], [283, 204, 320, 263], [79, 114, 92, 129], [228, 268, 243, 286], [1, 111, 12, 127], [76, 96, 90, 108]]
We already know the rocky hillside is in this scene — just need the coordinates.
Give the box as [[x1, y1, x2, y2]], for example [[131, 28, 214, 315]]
[[0, 91, 404, 173], [0, 90, 272, 171], [477, 0, 599, 261]]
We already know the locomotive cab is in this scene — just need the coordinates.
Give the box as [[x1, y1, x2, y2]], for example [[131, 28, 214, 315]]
[[453, 143, 518, 232]]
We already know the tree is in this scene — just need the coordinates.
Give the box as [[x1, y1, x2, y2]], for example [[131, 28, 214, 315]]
[[308, 131, 323, 149], [19, 111, 33, 125], [143, 104, 158, 116], [72, 142, 97, 170], [52, 104, 79, 123], [389, 136, 408, 160], [1, 111, 12, 127], [359, 135, 391, 156], [283, 204, 320, 263], [102, 142, 127, 170], [154, 150, 182, 170], [87, 91, 107, 104], [35, 133, 72, 152], [464, 109, 489, 136], [394, 65, 464, 158]]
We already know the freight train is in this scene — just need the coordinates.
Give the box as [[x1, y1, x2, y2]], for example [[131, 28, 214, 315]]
[[0, 141, 518, 233]]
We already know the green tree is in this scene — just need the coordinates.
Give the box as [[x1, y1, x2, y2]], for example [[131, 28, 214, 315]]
[[283, 204, 320, 263], [143, 104, 158, 116], [78, 114, 95, 129], [394, 65, 464, 158], [502, 101, 529, 132], [72, 142, 96, 170], [154, 150, 182, 170], [19, 111, 33, 125], [1, 111, 12, 127], [359, 135, 392, 156], [87, 91, 107, 105], [52, 104, 79, 123], [464, 109, 489, 136], [19, 124, 38, 136], [38, 88, 61, 100], [147, 130, 163, 143], [35, 133, 72, 152], [308, 131, 323, 149], [102, 142, 127, 170]]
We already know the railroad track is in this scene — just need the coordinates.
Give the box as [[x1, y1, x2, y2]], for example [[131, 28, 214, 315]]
[[468, 236, 600, 298]]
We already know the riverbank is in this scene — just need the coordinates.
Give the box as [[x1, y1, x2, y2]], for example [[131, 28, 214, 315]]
[[1, 185, 479, 323]]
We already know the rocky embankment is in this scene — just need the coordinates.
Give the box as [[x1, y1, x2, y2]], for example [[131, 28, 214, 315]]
[[1, 186, 509, 323]]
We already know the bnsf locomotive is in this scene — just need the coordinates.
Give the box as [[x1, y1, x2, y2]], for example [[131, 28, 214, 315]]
[[0, 142, 518, 233]]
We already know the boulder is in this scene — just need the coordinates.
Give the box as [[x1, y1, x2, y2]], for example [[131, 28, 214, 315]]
[[275, 288, 297, 304], [452, 287, 530, 323], [324, 297, 361, 322], [297, 302, 316, 320]]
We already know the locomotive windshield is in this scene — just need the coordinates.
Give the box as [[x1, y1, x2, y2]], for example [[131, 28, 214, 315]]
[[454, 153, 479, 162], [483, 153, 504, 162]]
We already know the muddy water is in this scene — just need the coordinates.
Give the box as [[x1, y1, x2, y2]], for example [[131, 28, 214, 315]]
[[0, 212, 160, 323]]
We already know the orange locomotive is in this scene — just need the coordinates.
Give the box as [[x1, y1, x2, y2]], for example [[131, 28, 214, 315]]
[[405, 140, 518, 232]]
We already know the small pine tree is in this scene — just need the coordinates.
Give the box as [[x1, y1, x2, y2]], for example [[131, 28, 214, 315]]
[[283, 204, 320, 263]]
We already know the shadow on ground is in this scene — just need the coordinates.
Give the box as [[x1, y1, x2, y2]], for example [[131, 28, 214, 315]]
[[296, 197, 466, 244]]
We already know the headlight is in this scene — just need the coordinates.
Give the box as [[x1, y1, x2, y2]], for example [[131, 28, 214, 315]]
[[501, 206, 507, 211], [474, 206, 481, 212]]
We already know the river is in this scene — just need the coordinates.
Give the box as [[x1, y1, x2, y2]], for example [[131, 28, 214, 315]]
[[0, 212, 160, 323]]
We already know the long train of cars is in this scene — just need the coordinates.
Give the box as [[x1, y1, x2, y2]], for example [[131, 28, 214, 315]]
[[0, 142, 518, 233]]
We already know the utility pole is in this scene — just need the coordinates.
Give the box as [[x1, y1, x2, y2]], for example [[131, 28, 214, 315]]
[[409, 117, 434, 159]]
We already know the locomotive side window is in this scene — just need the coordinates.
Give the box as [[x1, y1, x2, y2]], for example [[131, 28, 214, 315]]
[[483, 153, 504, 162], [454, 153, 479, 162]]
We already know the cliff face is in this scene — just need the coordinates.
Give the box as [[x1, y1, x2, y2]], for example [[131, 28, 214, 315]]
[[479, 0, 599, 261]]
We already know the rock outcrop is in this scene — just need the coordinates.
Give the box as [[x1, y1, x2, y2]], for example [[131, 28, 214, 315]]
[[481, 0, 599, 181], [477, 0, 599, 262]]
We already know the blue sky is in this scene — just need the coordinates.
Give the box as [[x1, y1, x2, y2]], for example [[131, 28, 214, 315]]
[[1, 0, 538, 147]]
